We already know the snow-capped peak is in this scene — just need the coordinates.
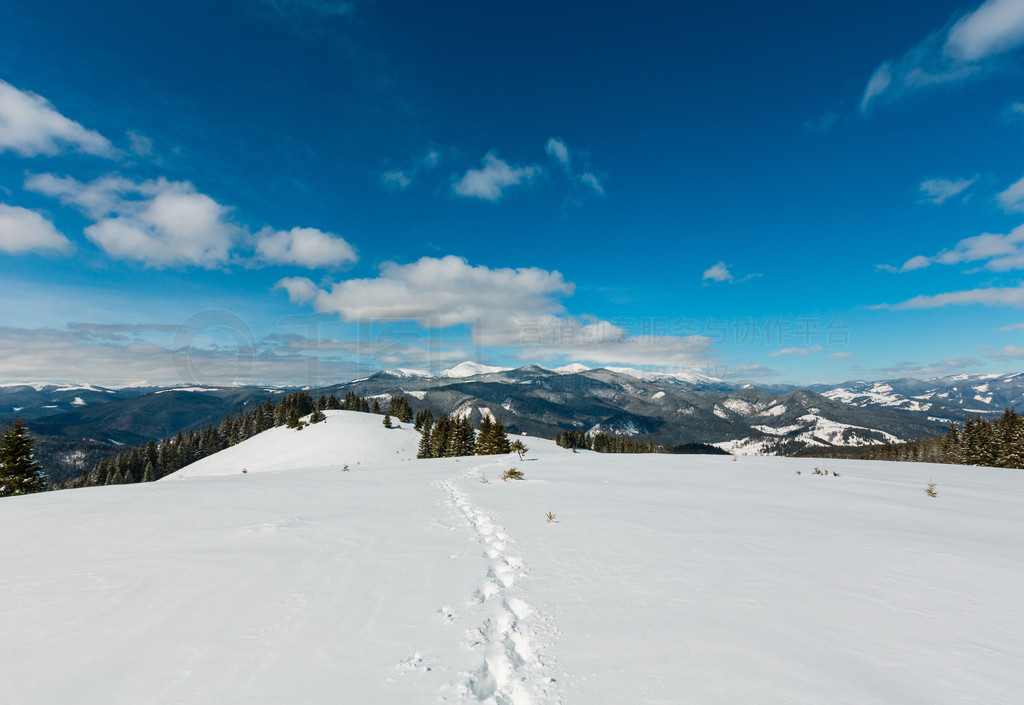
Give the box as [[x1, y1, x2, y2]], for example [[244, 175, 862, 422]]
[[553, 363, 590, 374], [440, 361, 511, 378], [380, 368, 434, 378], [605, 367, 724, 385]]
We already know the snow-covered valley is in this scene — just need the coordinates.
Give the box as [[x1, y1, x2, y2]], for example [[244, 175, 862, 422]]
[[2, 411, 1022, 704]]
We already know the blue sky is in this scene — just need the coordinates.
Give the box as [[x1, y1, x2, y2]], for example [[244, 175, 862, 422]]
[[2, 0, 1024, 386]]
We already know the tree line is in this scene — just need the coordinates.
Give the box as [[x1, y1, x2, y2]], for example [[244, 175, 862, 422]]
[[554, 429, 668, 454], [797, 409, 1024, 468]]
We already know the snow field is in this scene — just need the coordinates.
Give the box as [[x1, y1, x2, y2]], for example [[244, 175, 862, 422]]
[[1, 410, 1023, 704]]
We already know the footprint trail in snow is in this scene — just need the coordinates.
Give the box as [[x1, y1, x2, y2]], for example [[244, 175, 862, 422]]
[[439, 476, 562, 704]]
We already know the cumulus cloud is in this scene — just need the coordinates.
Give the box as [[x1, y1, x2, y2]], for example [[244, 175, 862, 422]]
[[0, 79, 115, 158], [275, 255, 573, 335], [702, 262, 733, 283], [0, 204, 74, 255], [26, 173, 239, 268], [860, 0, 1024, 113], [769, 345, 822, 358], [874, 283, 1024, 309], [545, 137, 570, 166], [255, 226, 357, 268], [452, 152, 541, 201], [275, 254, 718, 367], [919, 176, 977, 204]]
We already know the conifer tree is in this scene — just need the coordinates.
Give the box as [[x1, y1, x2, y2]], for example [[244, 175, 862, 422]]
[[383, 413, 392, 428], [0, 419, 47, 496], [417, 426, 433, 459]]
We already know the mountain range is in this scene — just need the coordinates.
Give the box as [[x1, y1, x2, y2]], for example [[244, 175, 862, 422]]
[[4, 364, 1023, 484]]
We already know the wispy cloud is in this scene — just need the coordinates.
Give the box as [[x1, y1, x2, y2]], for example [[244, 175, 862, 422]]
[[452, 152, 541, 201], [828, 351, 854, 360], [873, 283, 1024, 310], [545, 137, 570, 166], [872, 357, 982, 377], [0, 204, 74, 255], [769, 345, 822, 358], [997, 322, 1024, 331], [919, 176, 977, 204], [997, 174, 1024, 212], [881, 223, 1024, 274], [379, 149, 442, 192], [0, 79, 115, 158], [860, 0, 1024, 113]]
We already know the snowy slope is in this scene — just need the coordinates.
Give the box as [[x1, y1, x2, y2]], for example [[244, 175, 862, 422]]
[[2, 412, 1023, 705], [170, 411, 421, 476]]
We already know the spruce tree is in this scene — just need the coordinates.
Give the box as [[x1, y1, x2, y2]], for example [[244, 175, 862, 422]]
[[383, 413, 392, 428], [417, 426, 433, 459], [0, 419, 46, 496]]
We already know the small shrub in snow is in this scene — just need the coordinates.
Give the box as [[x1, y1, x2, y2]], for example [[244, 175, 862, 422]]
[[925, 481, 938, 498], [480, 472, 489, 484], [510, 439, 528, 461], [242, 468, 247, 474], [546, 511, 556, 523], [796, 470, 802, 475], [501, 468, 524, 482], [342, 464, 349, 472]]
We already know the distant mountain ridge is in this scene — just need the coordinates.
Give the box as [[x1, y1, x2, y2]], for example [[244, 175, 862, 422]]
[[4, 364, 1023, 483]]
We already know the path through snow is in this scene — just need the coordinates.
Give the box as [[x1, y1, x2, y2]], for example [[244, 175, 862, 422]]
[[439, 466, 561, 705]]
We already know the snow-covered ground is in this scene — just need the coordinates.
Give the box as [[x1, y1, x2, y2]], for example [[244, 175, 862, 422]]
[[2, 410, 1023, 704]]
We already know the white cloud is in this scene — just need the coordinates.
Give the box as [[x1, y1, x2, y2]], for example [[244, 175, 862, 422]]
[[0, 79, 114, 158], [380, 170, 412, 190], [275, 255, 573, 334], [26, 173, 239, 268], [919, 176, 977, 204], [0, 204, 73, 255], [997, 322, 1024, 331], [0, 324, 369, 387], [990, 345, 1024, 358], [860, 0, 1024, 113], [702, 261, 733, 283], [522, 333, 716, 369], [452, 152, 541, 201], [255, 226, 357, 268], [885, 224, 1024, 274], [874, 284, 1024, 309], [860, 62, 893, 113], [276, 255, 720, 368], [127, 131, 154, 157], [579, 172, 605, 196], [900, 254, 932, 271], [828, 352, 854, 359], [545, 137, 570, 166], [997, 175, 1024, 212], [769, 345, 822, 358], [945, 0, 1024, 61]]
